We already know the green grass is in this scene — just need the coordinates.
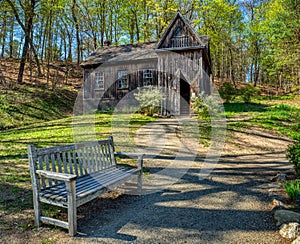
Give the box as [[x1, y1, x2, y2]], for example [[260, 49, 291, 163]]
[[195, 96, 300, 146], [249, 103, 300, 140], [285, 179, 300, 200], [0, 113, 155, 214], [224, 102, 268, 116], [256, 93, 296, 101], [0, 84, 77, 130], [223, 101, 300, 140]]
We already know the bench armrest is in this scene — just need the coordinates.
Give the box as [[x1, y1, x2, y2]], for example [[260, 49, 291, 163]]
[[36, 170, 77, 182], [115, 152, 144, 169]]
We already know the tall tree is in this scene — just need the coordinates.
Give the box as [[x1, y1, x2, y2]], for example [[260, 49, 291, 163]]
[[72, 0, 81, 65], [5, 0, 42, 83]]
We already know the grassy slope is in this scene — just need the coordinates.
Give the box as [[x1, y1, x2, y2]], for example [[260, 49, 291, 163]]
[[0, 84, 78, 130], [224, 96, 300, 140], [0, 58, 82, 130]]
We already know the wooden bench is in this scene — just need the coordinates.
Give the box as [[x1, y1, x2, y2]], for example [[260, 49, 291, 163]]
[[28, 136, 143, 236]]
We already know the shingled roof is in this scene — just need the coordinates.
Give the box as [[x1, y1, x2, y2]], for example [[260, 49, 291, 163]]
[[80, 42, 157, 68]]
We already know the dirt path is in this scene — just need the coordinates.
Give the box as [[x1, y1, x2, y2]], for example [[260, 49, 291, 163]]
[[71, 118, 292, 243]]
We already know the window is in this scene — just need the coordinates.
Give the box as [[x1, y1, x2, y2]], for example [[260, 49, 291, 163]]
[[117, 70, 128, 89], [174, 27, 182, 37], [95, 72, 104, 90], [143, 69, 153, 86]]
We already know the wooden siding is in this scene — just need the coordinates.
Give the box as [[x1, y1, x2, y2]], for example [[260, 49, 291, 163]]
[[158, 17, 201, 49], [83, 47, 211, 115], [84, 61, 158, 109], [157, 49, 203, 115]]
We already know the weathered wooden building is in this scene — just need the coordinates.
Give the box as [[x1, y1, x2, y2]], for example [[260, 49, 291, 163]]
[[81, 12, 212, 115]]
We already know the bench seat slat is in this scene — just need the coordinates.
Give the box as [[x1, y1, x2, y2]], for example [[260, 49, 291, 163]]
[[39, 166, 138, 202], [40, 166, 128, 194], [39, 167, 130, 199]]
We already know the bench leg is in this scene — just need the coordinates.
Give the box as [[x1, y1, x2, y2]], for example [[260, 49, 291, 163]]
[[137, 156, 143, 195], [137, 172, 142, 195], [66, 180, 77, 236], [32, 190, 41, 227]]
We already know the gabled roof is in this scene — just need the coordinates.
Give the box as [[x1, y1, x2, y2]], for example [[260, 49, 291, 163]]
[[156, 12, 207, 49]]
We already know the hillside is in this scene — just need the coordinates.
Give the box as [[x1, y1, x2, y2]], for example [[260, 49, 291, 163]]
[[0, 58, 82, 130]]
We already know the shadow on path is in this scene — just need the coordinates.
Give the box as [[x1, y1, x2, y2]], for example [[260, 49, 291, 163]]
[[75, 118, 291, 243]]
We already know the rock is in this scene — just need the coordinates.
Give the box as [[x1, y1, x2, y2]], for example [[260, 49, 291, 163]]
[[279, 222, 300, 239], [272, 173, 287, 183], [274, 210, 300, 226], [272, 199, 287, 212], [273, 205, 287, 212], [273, 198, 283, 206], [292, 236, 300, 244]]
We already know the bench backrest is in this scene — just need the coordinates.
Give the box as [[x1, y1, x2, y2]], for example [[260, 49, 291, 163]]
[[28, 137, 116, 189]]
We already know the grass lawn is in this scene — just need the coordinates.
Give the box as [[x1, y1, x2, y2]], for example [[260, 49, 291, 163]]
[[196, 95, 300, 147]]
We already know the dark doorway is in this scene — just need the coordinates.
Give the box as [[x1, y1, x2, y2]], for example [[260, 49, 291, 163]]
[[180, 79, 190, 115]]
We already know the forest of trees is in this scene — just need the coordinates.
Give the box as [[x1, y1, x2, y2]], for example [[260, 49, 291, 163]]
[[0, 0, 299, 90]]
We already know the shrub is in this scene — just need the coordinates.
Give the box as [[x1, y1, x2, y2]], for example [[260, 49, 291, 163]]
[[103, 106, 114, 114], [287, 140, 300, 175], [239, 84, 260, 103], [192, 93, 209, 119], [219, 82, 237, 103], [191, 93, 221, 120], [134, 86, 164, 116], [285, 179, 300, 200]]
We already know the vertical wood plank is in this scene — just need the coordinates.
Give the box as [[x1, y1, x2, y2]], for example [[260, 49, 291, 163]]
[[100, 145, 106, 169], [91, 146, 97, 173], [108, 143, 116, 166], [38, 156, 46, 189], [103, 144, 109, 168], [72, 150, 79, 176], [76, 149, 84, 176], [82, 147, 89, 174], [94, 145, 99, 171], [88, 146, 94, 173], [81, 147, 88, 175], [96, 144, 102, 170], [28, 145, 41, 228], [56, 153, 63, 173], [67, 151, 73, 174], [62, 152, 68, 173], [44, 154, 52, 186], [50, 154, 58, 185], [66, 180, 77, 236], [137, 155, 143, 195]]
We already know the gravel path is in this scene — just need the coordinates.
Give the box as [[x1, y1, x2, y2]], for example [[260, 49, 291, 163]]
[[75, 118, 292, 243]]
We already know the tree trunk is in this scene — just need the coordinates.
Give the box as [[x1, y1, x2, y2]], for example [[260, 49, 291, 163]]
[[9, 16, 14, 58], [72, 0, 80, 65], [1, 12, 7, 58], [18, 31, 30, 83], [6, 0, 42, 82]]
